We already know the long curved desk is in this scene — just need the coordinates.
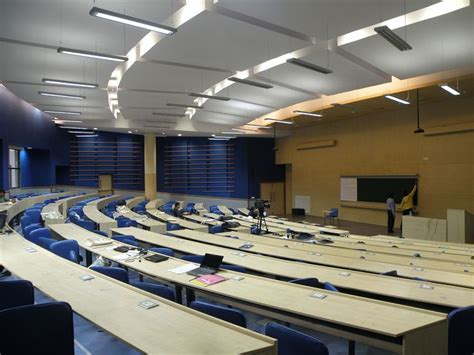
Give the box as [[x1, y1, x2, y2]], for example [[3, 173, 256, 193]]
[[116, 206, 167, 233], [42, 192, 99, 226], [109, 226, 474, 310], [49, 223, 449, 355], [148, 209, 209, 233], [83, 195, 122, 235]]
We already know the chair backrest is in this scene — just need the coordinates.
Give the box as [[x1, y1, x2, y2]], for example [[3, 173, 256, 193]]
[[90, 266, 129, 283], [323, 282, 339, 292], [167, 222, 182, 231], [289, 277, 322, 288], [74, 218, 96, 231], [132, 282, 175, 302], [0, 280, 34, 311], [25, 209, 42, 223], [448, 305, 474, 355], [50, 240, 80, 263], [181, 255, 204, 263], [149, 247, 175, 257], [20, 215, 32, 232], [382, 270, 398, 277], [111, 235, 139, 247], [23, 224, 43, 242], [29, 228, 52, 245], [209, 225, 224, 234], [189, 301, 246, 327], [0, 302, 74, 355], [221, 264, 246, 273], [329, 208, 338, 217], [92, 229, 109, 237], [265, 322, 329, 355]]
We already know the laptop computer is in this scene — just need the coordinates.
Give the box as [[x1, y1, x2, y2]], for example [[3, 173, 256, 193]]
[[187, 253, 224, 276]]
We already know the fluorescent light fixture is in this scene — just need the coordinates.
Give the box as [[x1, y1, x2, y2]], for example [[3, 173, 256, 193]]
[[127, 130, 133, 134], [374, 26, 412, 51], [44, 110, 81, 115], [153, 112, 185, 117], [93, 128, 98, 130], [26, 147, 32, 150], [244, 123, 272, 129], [264, 118, 294, 125], [89, 7, 177, 35], [439, 83, 461, 96], [59, 126, 90, 130], [293, 110, 323, 117], [57, 47, 128, 62], [221, 131, 246, 135], [76, 134, 98, 138], [68, 130, 95, 134], [38, 91, 85, 100], [209, 138, 231, 141], [385, 95, 410, 105], [53, 119, 83, 124], [286, 58, 333, 74], [214, 135, 235, 139], [166, 103, 203, 109], [177, 134, 182, 137], [228, 77, 273, 89], [42, 78, 98, 89], [189, 93, 231, 101]]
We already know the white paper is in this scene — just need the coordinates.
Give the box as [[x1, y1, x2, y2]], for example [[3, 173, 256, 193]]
[[168, 263, 199, 274]]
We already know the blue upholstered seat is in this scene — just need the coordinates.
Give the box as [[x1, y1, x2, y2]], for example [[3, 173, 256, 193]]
[[0, 280, 34, 311], [189, 301, 246, 327]]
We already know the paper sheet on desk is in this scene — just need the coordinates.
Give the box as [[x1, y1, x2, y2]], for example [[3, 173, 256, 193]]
[[169, 263, 199, 274]]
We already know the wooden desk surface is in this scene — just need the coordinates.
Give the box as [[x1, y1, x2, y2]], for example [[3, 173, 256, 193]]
[[0, 232, 275, 355], [262, 216, 350, 236], [145, 199, 164, 211], [83, 195, 120, 224], [211, 231, 472, 274], [49, 224, 448, 343], [167, 230, 473, 289], [373, 234, 474, 250], [112, 227, 474, 309], [148, 210, 209, 232], [209, 215, 286, 234], [125, 196, 145, 208]]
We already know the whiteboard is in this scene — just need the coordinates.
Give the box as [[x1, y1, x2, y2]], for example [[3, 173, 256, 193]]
[[340, 178, 358, 201], [295, 195, 311, 213]]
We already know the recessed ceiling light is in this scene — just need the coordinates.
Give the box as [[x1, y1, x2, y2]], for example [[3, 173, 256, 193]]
[[293, 110, 323, 117], [42, 78, 98, 89], [286, 58, 333, 74], [38, 91, 85, 100], [385, 95, 410, 105], [177, 133, 182, 137], [228, 77, 273, 89], [374, 26, 412, 51], [57, 47, 128, 62], [93, 127, 98, 130], [44, 110, 81, 115], [89, 7, 177, 35], [189, 93, 231, 101], [439, 83, 461, 96], [264, 118, 294, 125], [127, 130, 133, 134], [166, 103, 204, 109], [211, 134, 216, 137]]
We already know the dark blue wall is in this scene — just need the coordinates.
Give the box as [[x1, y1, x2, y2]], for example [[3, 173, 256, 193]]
[[20, 149, 52, 187], [0, 86, 70, 189], [157, 137, 284, 199]]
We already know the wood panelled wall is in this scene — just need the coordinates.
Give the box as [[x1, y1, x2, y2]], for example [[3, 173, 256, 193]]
[[276, 96, 474, 226]]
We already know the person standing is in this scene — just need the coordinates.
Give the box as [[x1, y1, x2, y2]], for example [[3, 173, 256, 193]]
[[399, 182, 418, 233], [386, 192, 396, 234]]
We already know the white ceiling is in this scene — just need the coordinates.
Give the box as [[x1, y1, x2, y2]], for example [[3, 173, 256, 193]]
[[0, 0, 472, 137]]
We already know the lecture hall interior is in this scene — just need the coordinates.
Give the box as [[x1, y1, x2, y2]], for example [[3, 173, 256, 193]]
[[0, 0, 473, 354]]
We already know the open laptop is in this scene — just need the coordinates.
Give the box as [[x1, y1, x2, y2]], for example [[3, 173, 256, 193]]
[[187, 253, 224, 276]]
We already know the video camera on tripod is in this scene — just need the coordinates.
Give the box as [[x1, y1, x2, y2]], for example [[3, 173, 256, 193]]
[[249, 199, 270, 234]]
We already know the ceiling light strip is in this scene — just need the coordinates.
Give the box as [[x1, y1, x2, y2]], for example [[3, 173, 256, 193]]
[[38, 91, 85, 100], [293, 110, 323, 117], [264, 118, 294, 125], [42, 78, 98, 88], [58, 47, 128, 62], [385, 95, 410, 105]]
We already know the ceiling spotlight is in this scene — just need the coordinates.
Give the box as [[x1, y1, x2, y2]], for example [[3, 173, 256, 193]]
[[90, 7, 177, 35], [166, 103, 204, 109], [189, 93, 231, 101], [264, 118, 294, 125], [293, 110, 323, 117], [228, 77, 273, 89], [287, 58, 333, 74], [374, 26, 412, 51], [385, 95, 410, 105], [44, 110, 81, 115], [57, 47, 128, 62], [439, 83, 461, 96], [42, 78, 98, 89], [177, 133, 182, 137], [38, 91, 85, 100]]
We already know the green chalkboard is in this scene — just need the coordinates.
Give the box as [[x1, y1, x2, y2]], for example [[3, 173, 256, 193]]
[[357, 177, 418, 204]]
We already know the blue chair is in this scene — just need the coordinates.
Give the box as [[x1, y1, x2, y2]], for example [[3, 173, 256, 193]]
[[73, 218, 95, 231], [21, 216, 41, 235], [0, 302, 74, 355], [90, 266, 129, 283], [50, 240, 80, 263], [24, 209, 42, 224], [189, 301, 246, 327], [323, 208, 339, 226], [92, 230, 109, 237], [23, 224, 43, 241], [167, 223, 182, 231], [221, 264, 246, 273], [181, 255, 204, 263], [209, 205, 223, 215], [29, 228, 56, 247], [38, 237, 58, 250], [132, 282, 175, 302], [382, 270, 398, 277], [324, 282, 339, 292], [448, 306, 474, 355], [289, 278, 339, 292], [265, 322, 329, 355], [149, 247, 174, 257], [112, 235, 139, 247], [209, 225, 224, 234], [0, 280, 34, 311]]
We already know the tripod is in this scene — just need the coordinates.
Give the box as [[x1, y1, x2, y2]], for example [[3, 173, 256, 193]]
[[256, 208, 269, 234]]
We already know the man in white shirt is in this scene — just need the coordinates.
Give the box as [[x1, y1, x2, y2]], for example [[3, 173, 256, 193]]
[[386, 192, 396, 234]]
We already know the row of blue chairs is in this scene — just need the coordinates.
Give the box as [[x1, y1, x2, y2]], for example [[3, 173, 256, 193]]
[[0, 280, 74, 354], [132, 199, 149, 214]]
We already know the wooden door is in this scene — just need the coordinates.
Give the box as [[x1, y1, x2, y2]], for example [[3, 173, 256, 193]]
[[98, 174, 113, 194], [260, 182, 285, 216]]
